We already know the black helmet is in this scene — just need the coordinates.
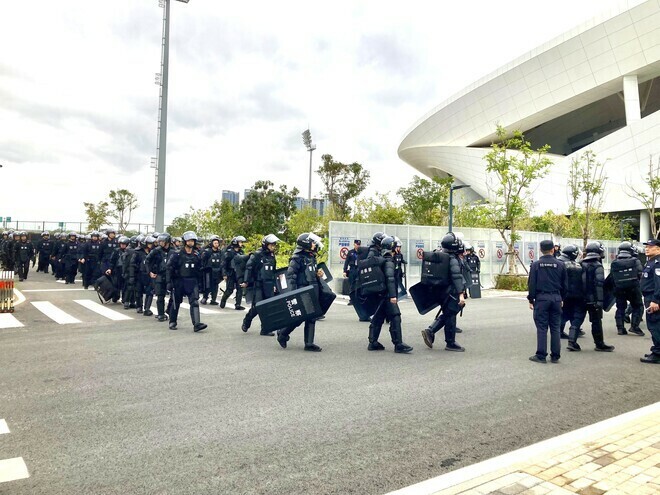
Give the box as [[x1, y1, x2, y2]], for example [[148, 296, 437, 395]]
[[263, 234, 280, 247], [231, 235, 246, 246], [457, 238, 465, 254], [42, 231, 49, 237], [209, 235, 220, 243], [440, 232, 460, 253], [617, 241, 634, 254], [157, 233, 171, 244], [380, 236, 396, 252], [562, 244, 579, 260], [464, 243, 473, 251], [296, 233, 315, 250], [393, 235, 402, 248], [182, 231, 197, 242], [69, 232, 78, 239], [90, 231, 100, 238], [118, 236, 130, 245], [19, 231, 27, 237], [371, 232, 387, 247], [585, 241, 605, 259]]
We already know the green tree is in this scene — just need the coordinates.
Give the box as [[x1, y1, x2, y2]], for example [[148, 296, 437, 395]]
[[108, 189, 139, 233], [352, 194, 407, 225], [198, 200, 243, 239], [452, 201, 493, 229], [398, 175, 453, 225], [520, 210, 570, 237], [317, 154, 370, 219], [167, 211, 200, 237], [240, 180, 299, 236], [484, 125, 552, 274], [284, 206, 324, 243], [568, 150, 607, 250], [83, 201, 111, 231]]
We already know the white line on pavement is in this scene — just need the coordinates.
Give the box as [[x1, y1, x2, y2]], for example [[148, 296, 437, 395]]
[[0, 314, 24, 329], [22, 288, 88, 292], [178, 301, 223, 315], [0, 457, 29, 483], [13, 288, 26, 307], [31, 301, 82, 324], [0, 419, 9, 435], [74, 300, 133, 321]]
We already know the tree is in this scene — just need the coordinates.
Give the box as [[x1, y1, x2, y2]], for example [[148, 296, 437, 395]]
[[317, 154, 370, 219], [167, 212, 200, 237], [398, 175, 453, 225], [284, 206, 324, 243], [484, 125, 552, 274], [568, 150, 607, 250], [240, 180, 299, 236], [108, 189, 139, 233], [626, 155, 660, 239], [352, 194, 407, 225], [199, 200, 243, 239], [83, 201, 111, 231], [452, 201, 494, 229]]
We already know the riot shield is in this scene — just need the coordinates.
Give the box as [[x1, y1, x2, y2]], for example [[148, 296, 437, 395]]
[[255, 285, 323, 332]]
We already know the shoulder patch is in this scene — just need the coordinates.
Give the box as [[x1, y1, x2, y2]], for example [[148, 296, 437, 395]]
[[655, 268, 660, 277]]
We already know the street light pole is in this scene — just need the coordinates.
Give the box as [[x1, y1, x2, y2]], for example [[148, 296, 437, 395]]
[[448, 183, 470, 232], [302, 129, 316, 202]]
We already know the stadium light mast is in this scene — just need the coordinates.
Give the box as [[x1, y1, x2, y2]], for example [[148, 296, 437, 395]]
[[302, 129, 316, 202], [448, 183, 470, 233], [154, 0, 190, 232]]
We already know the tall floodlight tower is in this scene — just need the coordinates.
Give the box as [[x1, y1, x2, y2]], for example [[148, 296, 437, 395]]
[[302, 129, 316, 202], [154, 0, 190, 231]]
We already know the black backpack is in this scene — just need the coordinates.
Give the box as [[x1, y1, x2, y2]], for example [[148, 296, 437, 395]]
[[358, 256, 386, 295], [420, 251, 450, 286], [611, 257, 639, 290], [565, 261, 583, 299]]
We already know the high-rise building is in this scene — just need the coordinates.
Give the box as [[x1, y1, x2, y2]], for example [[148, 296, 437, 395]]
[[311, 198, 327, 216], [221, 190, 239, 206]]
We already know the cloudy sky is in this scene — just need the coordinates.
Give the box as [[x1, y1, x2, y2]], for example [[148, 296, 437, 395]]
[[0, 0, 630, 227]]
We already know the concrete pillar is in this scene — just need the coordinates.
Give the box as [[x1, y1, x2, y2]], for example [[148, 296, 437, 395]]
[[623, 75, 641, 124], [640, 209, 651, 242]]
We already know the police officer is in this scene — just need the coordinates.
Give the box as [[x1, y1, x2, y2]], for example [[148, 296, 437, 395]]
[[276, 233, 327, 351], [14, 231, 35, 281], [200, 235, 224, 305], [580, 241, 615, 353], [146, 233, 172, 322], [59, 232, 80, 284], [557, 244, 577, 339], [79, 231, 103, 289], [464, 244, 480, 298], [527, 239, 567, 363], [52, 233, 66, 280], [553, 243, 561, 258], [362, 235, 413, 353], [393, 236, 407, 297], [241, 234, 280, 335], [36, 232, 53, 273], [611, 241, 644, 336], [220, 236, 246, 310], [107, 236, 130, 306], [166, 231, 207, 332], [421, 233, 466, 352], [343, 239, 361, 305], [100, 228, 118, 278], [639, 239, 660, 364], [131, 235, 155, 315], [4, 231, 19, 272], [0, 231, 9, 269], [557, 245, 586, 351]]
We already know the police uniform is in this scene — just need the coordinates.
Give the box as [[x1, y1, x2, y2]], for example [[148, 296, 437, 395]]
[[610, 243, 644, 336], [242, 237, 279, 336], [639, 239, 660, 364], [527, 239, 567, 363]]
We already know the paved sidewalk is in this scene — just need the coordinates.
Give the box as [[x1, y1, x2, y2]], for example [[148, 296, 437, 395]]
[[389, 402, 660, 495]]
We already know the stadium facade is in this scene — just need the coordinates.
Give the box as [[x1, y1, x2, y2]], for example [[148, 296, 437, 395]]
[[398, 0, 660, 241]]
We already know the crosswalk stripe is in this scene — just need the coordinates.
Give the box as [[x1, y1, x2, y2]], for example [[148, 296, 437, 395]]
[[177, 301, 222, 315], [31, 301, 82, 324], [74, 300, 133, 321], [0, 457, 29, 483], [0, 419, 9, 435], [0, 314, 23, 329]]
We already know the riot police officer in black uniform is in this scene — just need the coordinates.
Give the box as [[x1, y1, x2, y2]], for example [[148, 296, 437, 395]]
[[146, 233, 172, 322], [107, 236, 130, 306], [640, 239, 660, 364], [242, 234, 280, 335], [393, 236, 407, 297], [59, 232, 80, 284], [611, 241, 644, 336], [166, 231, 207, 332], [131, 235, 155, 316], [421, 233, 466, 352], [79, 231, 102, 289], [4, 232, 19, 272], [0, 231, 9, 270], [343, 239, 361, 304], [100, 228, 118, 281], [36, 232, 53, 273], [580, 241, 615, 353], [557, 244, 577, 339], [14, 231, 35, 281], [220, 236, 246, 310], [275, 233, 326, 351], [200, 235, 224, 305]]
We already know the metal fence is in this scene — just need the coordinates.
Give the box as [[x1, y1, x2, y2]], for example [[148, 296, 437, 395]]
[[327, 221, 622, 291], [0, 220, 159, 235]]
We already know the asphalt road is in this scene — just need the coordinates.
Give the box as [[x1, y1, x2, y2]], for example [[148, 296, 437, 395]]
[[0, 273, 658, 495]]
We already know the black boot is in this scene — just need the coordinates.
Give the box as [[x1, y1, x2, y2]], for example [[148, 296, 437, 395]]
[[304, 323, 322, 352], [390, 318, 412, 353], [143, 295, 154, 317], [615, 317, 627, 335], [191, 304, 207, 332], [629, 313, 644, 336], [368, 323, 384, 351], [277, 328, 290, 348], [567, 341, 581, 351], [156, 298, 167, 321]]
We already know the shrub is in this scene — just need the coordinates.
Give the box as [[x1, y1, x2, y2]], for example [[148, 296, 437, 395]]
[[495, 274, 528, 291]]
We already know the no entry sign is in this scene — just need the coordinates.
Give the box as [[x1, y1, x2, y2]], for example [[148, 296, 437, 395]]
[[416, 248, 424, 259], [478, 248, 485, 259], [496, 248, 503, 259], [339, 247, 349, 260]]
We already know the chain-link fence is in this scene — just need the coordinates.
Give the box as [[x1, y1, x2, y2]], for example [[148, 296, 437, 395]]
[[327, 221, 622, 292]]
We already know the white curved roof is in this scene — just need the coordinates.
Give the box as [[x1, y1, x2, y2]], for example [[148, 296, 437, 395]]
[[398, 0, 660, 214]]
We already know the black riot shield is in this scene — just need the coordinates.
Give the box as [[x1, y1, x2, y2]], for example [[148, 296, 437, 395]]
[[318, 278, 336, 315], [274, 267, 289, 294], [316, 263, 333, 283], [469, 272, 482, 298], [94, 274, 116, 304], [409, 282, 445, 315], [603, 273, 615, 312], [255, 285, 323, 332]]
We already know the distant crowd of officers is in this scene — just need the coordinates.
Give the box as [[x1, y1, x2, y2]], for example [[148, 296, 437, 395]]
[[528, 239, 660, 365]]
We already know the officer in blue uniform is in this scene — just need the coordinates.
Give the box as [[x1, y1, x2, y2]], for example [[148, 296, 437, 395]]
[[640, 239, 660, 364], [527, 239, 567, 363]]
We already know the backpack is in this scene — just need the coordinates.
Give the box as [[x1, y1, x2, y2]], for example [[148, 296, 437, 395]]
[[420, 251, 450, 286], [565, 261, 583, 299], [611, 257, 639, 290], [358, 256, 386, 295]]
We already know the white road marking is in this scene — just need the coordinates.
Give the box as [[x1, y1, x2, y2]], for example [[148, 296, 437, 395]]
[[0, 419, 9, 435], [13, 288, 26, 307], [0, 314, 23, 329], [31, 301, 81, 324], [0, 457, 29, 483], [178, 301, 222, 315], [74, 300, 132, 321], [22, 288, 88, 292]]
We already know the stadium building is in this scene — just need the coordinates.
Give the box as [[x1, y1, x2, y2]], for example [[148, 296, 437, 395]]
[[398, 0, 660, 241]]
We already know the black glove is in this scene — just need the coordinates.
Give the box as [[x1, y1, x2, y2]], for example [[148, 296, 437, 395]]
[[166, 282, 173, 292]]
